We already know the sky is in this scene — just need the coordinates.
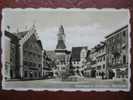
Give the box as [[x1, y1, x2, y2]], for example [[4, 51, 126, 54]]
[[2, 9, 129, 50]]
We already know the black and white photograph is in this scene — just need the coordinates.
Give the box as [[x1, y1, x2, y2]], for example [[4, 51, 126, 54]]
[[1, 8, 130, 91]]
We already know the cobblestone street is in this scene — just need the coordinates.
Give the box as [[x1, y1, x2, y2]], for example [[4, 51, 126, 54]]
[[3, 78, 128, 90]]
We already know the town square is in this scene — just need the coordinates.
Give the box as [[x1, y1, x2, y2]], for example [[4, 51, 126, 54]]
[[2, 9, 130, 90]]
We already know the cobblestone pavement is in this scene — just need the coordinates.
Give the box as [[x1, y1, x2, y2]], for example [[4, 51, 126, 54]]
[[3, 78, 128, 90]]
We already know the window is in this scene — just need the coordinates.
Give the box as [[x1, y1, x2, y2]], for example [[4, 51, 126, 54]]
[[97, 66, 101, 70], [37, 54, 40, 58], [39, 72, 41, 77], [24, 50, 26, 55], [29, 62, 32, 66], [103, 64, 105, 69], [123, 31, 126, 37], [39, 64, 41, 67], [103, 56, 105, 61], [33, 53, 35, 57], [34, 63, 36, 67], [97, 58, 99, 62], [117, 34, 120, 39], [24, 61, 27, 66], [30, 72, 33, 78], [123, 55, 126, 64], [10, 58, 13, 62], [100, 57, 102, 62], [96, 72, 98, 76], [35, 72, 37, 77], [24, 71, 27, 77]]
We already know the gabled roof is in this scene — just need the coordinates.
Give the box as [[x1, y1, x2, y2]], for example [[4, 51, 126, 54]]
[[71, 46, 87, 61], [37, 40, 43, 50], [15, 31, 28, 39], [56, 40, 66, 49], [5, 30, 18, 40], [105, 25, 128, 39], [5, 30, 19, 44]]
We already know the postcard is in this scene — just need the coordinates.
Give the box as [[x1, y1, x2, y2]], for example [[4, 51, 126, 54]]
[[1, 8, 130, 91]]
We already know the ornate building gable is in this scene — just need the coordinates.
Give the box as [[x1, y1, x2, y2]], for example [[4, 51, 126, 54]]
[[23, 34, 43, 53], [71, 47, 88, 62], [16, 25, 42, 77], [16, 25, 39, 47]]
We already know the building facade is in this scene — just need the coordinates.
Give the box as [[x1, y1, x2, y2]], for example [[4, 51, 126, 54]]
[[89, 47, 97, 78], [43, 50, 57, 78], [85, 42, 106, 79], [95, 42, 106, 79], [4, 31, 20, 80], [18, 25, 43, 80], [105, 25, 128, 79], [71, 47, 88, 76], [54, 25, 71, 77], [4, 25, 44, 80]]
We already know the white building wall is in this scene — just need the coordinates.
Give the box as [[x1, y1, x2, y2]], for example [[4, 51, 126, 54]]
[[96, 47, 106, 79], [4, 37, 11, 79]]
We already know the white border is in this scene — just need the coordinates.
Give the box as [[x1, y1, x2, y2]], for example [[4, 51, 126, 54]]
[[1, 8, 131, 92]]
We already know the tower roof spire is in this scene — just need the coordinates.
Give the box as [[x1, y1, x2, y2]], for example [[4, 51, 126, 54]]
[[59, 25, 64, 34], [56, 25, 66, 49]]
